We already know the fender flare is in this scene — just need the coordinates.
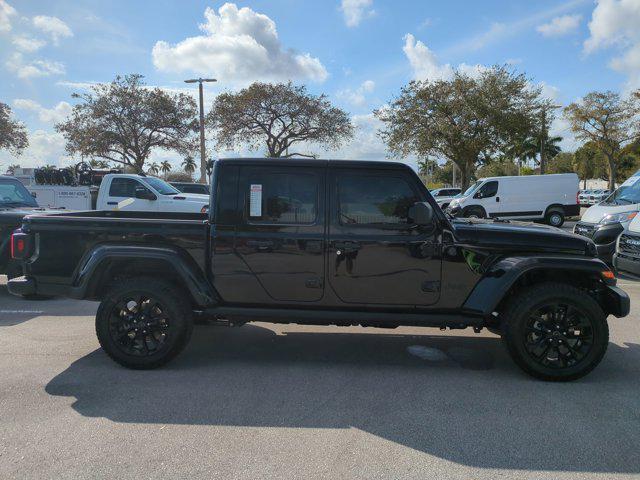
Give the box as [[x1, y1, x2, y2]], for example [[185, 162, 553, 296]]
[[462, 255, 610, 316], [69, 244, 218, 307]]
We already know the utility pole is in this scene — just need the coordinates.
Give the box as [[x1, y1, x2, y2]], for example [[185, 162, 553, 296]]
[[184, 77, 217, 183]]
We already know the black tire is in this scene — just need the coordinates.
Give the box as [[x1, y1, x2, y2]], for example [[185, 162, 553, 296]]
[[96, 277, 193, 369], [464, 206, 485, 219], [545, 209, 565, 227], [501, 282, 609, 381]]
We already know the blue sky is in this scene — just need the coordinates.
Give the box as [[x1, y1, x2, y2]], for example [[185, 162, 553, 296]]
[[1, 0, 639, 170]]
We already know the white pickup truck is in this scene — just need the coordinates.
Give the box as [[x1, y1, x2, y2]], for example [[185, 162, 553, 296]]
[[25, 174, 209, 213], [96, 174, 209, 212]]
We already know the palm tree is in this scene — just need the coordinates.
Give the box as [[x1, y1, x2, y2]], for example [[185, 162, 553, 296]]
[[6, 164, 21, 175], [147, 162, 160, 176], [521, 135, 563, 172], [182, 156, 196, 175], [160, 160, 171, 179]]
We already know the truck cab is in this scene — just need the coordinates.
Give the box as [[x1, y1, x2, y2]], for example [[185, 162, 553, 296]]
[[96, 174, 209, 213]]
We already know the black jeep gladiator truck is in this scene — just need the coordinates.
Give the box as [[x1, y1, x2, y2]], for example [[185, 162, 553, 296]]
[[8, 159, 630, 381]]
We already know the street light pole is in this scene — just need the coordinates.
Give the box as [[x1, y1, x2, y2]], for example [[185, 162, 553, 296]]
[[184, 77, 217, 183]]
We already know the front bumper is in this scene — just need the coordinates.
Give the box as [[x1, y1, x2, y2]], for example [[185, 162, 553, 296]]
[[613, 253, 640, 278], [604, 285, 631, 318], [573, 222, 624, 263]]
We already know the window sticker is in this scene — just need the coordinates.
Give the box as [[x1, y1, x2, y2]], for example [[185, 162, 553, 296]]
[[250, 184, 262, 217]]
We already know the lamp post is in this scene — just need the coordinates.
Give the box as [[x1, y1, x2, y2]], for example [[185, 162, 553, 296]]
[[184, 77, 217, 183], [539, 103, 562, 174]]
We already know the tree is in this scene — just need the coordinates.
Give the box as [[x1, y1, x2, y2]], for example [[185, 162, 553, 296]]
[[147, 162, 160, 175], [476, 158, 518, 177], [573, 142, 604, 189], [182, 155, 196, 174], [520, 135, 562, 169], [89, 159, 111, 169], [377, 67, 541, 189], [160, 160, 171, 178], [166, 170, 193, 182], [208, 82, 354, 158], [564, 90, 640, 190], [56, 74, 198, 174], [546, 152, 574, 174], [5, 163, 21, 175], [0, 102, 28, 156]]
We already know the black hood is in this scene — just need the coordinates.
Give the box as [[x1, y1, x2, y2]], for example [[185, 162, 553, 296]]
[[451, 218, 595, 256]]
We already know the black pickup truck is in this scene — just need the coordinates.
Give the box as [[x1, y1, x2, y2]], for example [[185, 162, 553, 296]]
[[0, 175, 59, 279], [8, 159, 630, 381]]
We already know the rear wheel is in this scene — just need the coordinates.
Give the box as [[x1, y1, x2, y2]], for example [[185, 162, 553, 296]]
[[501, 282, 608, 381], [96, 277, 193, 369], [545, 210, 565, 227]]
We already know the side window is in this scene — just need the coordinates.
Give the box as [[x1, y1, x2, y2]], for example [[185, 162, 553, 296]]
[[476, 181, 498, 199], [109, 178, 146, 197], [246, 172, 318, 224], [338, 174, 419, 226]]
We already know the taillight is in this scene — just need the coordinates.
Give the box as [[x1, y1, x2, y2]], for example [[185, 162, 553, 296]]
[[10, 230, 32, 260]]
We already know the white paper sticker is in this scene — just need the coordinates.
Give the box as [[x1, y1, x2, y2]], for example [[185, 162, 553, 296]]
[[250, 184, 262, 217]]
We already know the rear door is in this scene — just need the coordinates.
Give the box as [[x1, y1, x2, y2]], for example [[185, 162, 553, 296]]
[[327, 168, 441, 306], [234, 165, 325, 302]]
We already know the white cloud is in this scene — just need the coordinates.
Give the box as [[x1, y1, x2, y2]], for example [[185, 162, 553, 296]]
[[536, 14, 582, 37], [337, 79, 375, 107], [11, 35, 46, 52], [152, 3, 327, 84], [584, 0, 640, 90], [340, 0, 375, 27], [13, 99, 72, 124], [32, 15, 73, 45], [0, 130, 71, 168], [0, 0, 16, 33], [6, 53, 65, 79], [403, 34, 487, 81]]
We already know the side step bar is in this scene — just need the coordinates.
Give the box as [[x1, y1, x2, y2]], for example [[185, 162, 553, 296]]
[[200, 306, 485, 328]]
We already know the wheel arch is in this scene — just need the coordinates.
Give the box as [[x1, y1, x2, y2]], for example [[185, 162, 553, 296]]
[[463, 256, 614, 317], [462, 204, 487, 218], [71, 244, 218, 307], [544, 203, 565, 216]]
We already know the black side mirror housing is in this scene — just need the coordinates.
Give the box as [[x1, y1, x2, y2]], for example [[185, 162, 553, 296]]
[[408, 202, 434, 226], [135, 187, 156, 201]]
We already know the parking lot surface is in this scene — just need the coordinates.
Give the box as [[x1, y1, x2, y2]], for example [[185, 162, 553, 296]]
[[1, 268, 639, 479]]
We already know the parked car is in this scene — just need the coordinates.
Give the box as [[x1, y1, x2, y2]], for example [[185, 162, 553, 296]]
[[574, 171, 640, 263], [0, 176, 59, 279], [579, 190, 593, 206], [430, 187, 461, 209], [447, 173, 580, 227], [613, 214, 640, 277], [170, 182, 210, 195], [96, 174, 209, 213], [588, 189, 611, 205], [8, 158, 628, 381]]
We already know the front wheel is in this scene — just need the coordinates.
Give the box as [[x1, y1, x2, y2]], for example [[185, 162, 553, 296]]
[[545, 210, 565, 227], [501, 282, 609, 381], [96, 277, 193, 369]]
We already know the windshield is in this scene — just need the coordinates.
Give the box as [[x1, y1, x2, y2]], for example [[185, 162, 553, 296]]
[[602, 177, 640, 206], [461, 181, 483, 197], [143, 177, 180, 195], [0, 178, 38, 207]]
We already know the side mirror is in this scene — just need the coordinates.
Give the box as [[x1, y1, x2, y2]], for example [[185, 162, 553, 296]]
[[408, 202, 434, 226], [135, 187, 156, 201], [31, 192, 37, 198]]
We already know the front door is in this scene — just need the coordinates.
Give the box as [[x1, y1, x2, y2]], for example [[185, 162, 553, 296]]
[[106, 177, 158, 211], [328, 168, 441, 306], [234, 165, 325, 303]]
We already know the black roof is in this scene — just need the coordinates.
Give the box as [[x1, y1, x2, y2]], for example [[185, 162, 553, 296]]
[[216, 157, 412, 171]]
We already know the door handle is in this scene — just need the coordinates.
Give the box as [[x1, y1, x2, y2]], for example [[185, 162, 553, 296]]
[[107, 201, 118, 205], [247, 240, 275, 250], [334, 241, 360, 254], [496, 197, 500, 202]]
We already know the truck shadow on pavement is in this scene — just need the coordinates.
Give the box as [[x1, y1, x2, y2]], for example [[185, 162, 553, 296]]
[[46, 324, 640, 474]]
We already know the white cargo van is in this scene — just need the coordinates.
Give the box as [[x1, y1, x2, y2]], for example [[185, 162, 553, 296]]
[[447, 173, 579, 227]]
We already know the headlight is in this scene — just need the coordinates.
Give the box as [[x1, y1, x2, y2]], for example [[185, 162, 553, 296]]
[[449, 199, 459, 207], [599, 211, 637, 225], [200, 205, 209, 214]]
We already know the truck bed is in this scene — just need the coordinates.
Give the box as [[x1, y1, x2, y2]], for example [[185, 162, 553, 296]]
[[21, 210, 209, 285]]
